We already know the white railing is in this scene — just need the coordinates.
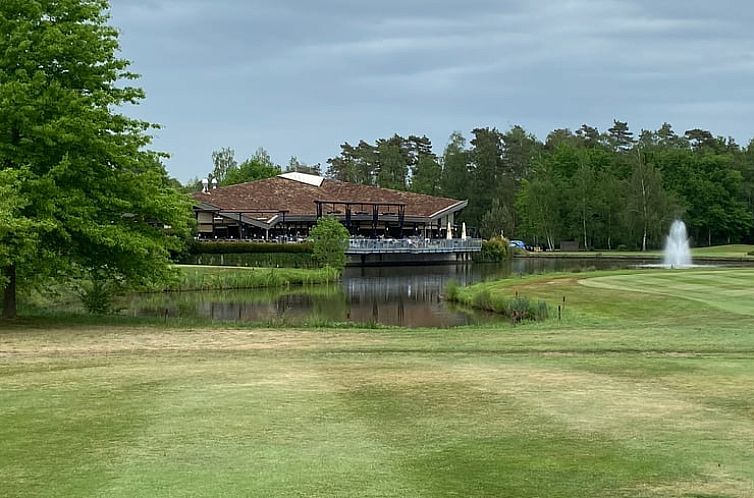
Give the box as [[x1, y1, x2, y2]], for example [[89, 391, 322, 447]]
[[347, 238, 482, 254]]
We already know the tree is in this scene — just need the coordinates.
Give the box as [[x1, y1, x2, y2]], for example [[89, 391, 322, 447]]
[[627, 152, 673, 251], [440, 132, 469, 200], [607, 120, 634, 151], [222, 148, 281, 186], [0, 0, 192, 318], [467, 127, 505, 225], [309, 216, 349, 269], [516, 176, 561, 251], [210, 147, 237, 183], [480, 198, 515, 239], [410, 155, 442, 195], [568, 161, 598, 250], [502, 125, 540, 182], [326, 141, 376, 185], [0, 170, 43, 318], [576, 124, 601, 147], [376, 140, 407, 190]]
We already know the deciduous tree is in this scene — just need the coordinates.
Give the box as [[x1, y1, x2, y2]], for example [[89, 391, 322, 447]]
[[0, 0, 192, 318], [309, 216, 349, 269]]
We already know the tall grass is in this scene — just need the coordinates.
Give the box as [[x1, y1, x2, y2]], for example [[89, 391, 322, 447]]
[[447, 281, 550, 322], [161, 266, 341, 292]]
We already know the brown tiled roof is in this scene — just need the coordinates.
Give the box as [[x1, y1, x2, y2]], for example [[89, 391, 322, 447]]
[[193, 176, 463, 218]]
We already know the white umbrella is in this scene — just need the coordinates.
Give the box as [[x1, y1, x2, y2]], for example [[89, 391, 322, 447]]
[[446, 220, 453, 239], [461, 222, 467, 240]]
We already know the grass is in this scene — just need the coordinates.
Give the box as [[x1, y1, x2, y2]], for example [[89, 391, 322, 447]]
[[523, 243, 754, 260], [2, 268, 754, 496], [162, 264, 340, 291]]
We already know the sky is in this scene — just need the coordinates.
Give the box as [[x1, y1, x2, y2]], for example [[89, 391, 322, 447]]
[[109, 0, 754, 182]]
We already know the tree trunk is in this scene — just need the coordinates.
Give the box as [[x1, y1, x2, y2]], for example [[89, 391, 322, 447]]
[[582, 213, 588, 251], [2, 264, 17, 320]]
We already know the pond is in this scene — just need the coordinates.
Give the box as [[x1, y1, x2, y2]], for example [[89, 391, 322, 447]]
[[121, 257, 649, 328]]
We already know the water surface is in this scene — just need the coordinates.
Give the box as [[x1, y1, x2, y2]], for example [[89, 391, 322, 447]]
[[123, 258, 644, 327]]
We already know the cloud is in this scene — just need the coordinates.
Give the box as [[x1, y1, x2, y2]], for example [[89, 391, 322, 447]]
[[109, 0, 754, 180]]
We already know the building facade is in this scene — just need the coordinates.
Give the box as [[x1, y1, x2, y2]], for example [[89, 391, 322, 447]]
[[192, 172, 468, 240]]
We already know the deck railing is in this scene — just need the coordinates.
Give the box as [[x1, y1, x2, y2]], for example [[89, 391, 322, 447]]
[[347, 238, 482, 254]]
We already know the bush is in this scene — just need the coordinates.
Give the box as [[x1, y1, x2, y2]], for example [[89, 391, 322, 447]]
[[474, 237, 509, 263], [309, 216, 350, 269], [78, 278, 122, 314]]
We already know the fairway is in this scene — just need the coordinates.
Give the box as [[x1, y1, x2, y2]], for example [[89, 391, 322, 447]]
[[2, 268, 754, 497], [581, 269, 754, 316]]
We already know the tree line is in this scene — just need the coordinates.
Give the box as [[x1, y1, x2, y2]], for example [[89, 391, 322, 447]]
[[321, 123, 754, 250], [203, 122, 753, 250]]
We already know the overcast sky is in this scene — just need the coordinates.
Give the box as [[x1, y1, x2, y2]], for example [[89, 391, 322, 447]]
[[109, 0, 754, 181]]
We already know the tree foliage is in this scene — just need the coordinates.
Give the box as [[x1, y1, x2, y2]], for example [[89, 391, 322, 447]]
[[320, 121, 754, 250], [0, 0, 192, 318], [222, 148, 281, 186], [309, 216, 349, 269], [210, 147, 237, 184]]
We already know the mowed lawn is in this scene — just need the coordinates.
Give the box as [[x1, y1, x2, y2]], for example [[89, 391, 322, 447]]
[[2, 270, 754, 497]]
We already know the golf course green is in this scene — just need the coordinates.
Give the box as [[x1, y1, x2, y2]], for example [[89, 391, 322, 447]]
[[2, 268, 754, 497]]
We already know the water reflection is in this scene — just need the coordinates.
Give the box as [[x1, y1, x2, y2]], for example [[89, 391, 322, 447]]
[[123, 258, 643, 328]]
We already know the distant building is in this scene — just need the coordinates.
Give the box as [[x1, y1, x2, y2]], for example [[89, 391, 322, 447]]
[[192, 172, 468, 240]]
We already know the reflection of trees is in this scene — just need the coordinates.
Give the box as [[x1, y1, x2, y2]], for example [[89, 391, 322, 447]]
[[123, 285, 346, 322]]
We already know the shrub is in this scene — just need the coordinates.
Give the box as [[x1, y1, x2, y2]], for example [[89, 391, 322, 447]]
[[475, 237, 509, 263], [78, 278, 122, 314], [309, 216, 349, 269]]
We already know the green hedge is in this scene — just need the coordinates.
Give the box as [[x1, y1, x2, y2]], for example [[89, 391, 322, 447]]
[[189, 241, 313, 254]]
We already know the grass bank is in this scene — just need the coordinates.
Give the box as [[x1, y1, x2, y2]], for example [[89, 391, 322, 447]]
[[163, 265, 340, 291], [2, 269, 754, 496], [520, 243, 754, 261]]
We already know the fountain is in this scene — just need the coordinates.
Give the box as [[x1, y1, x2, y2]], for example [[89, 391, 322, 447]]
[[663, 220, 692, 268]]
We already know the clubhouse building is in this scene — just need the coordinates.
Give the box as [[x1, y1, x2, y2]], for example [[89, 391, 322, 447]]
[[192, 172, 469, 241]]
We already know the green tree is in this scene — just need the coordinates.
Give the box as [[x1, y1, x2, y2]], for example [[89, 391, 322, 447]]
[[467, 127, 505, 225], [309, 216, 349, 269], [376, 141, 407, 190], [222, 148, 281, 186], [595, 171, 627, 250], [410, 155, 442, 195], [210, 147, 237, 183], [0, 0, 192, 318], [326, 141, 376, 185], [440, 132, 469, 200], [568, 161, 598, 250], [627, 152, 673, 251], [502, 125, 540, 181], [608, 120, 634, 151], [516, 176, 561, 250], [480, 198, 515, 239], [0, 170, 43, 318]]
